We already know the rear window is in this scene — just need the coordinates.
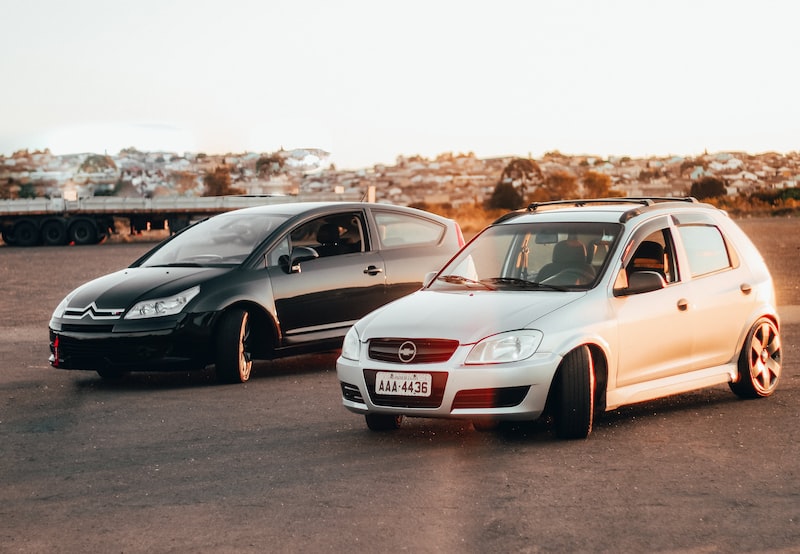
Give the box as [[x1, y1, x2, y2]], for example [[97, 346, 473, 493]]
[[374, 211, 444, 248], [677, 224, 732, 277]]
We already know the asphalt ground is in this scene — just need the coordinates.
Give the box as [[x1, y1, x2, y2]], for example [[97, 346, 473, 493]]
[[0, 217, 798, 553]]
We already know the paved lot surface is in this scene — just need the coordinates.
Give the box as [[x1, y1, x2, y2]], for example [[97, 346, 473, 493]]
[[0, 217, 798, 553]]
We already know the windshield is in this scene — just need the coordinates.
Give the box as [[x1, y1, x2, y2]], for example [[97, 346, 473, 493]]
[[433, 221, 622, 291], [140, 212, 290, 267]]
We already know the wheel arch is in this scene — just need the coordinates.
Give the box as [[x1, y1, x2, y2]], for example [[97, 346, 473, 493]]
[[544, 340, 610, 416], [733, 306, 781, 363], [212, 300, 279, 360]]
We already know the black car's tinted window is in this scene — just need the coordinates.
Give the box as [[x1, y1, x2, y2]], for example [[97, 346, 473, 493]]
[[266, 212, 366, 266], [374, 211, 444, 248], [677, 224, 733, 277]]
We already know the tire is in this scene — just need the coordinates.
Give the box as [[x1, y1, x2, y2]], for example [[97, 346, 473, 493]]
[[2, 229, 16, 246], [69, 219, 98, 245], [365, 413, 404, 431], [12, 220, 39, 247], [215, 308, 253, 384], [552, 345, 595, 439], [42, 219, 68, 246], [729, 318, 781, 399]]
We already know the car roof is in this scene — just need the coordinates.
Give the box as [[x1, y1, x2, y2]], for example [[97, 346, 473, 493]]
[[494, 197, 723, 226], [221, 201, 447, 220]]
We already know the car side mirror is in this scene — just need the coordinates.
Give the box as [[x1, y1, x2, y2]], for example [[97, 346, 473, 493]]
[[423, 271, 439, 288], [614, 270, 666, 296], [288, 246, 319, 274]]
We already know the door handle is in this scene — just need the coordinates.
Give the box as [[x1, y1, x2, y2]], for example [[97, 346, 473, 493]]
[[740, 283, 752, 295], [364, 265, 383, 275], [677, 298, 689, 311]]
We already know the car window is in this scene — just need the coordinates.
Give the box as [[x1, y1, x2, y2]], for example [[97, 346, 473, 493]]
[[436, 221, 622, 290], [266, 212, 366, 267], [627, 228, 680, 284], [373, 211, 444, 248], [677, 224, 732, 277], [141, 212, 288, 267]]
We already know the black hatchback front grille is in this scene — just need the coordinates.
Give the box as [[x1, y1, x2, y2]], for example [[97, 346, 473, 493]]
[[368, 338, 459, 364]]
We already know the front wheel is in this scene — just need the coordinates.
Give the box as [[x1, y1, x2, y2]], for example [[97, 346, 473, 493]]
[[729, 318, 781, 398], [215, 308, 253, 384], [552, 345, 595, 439], [365, 413, 403, 431]]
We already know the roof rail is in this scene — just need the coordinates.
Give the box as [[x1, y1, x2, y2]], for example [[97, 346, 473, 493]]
[[526, 197, 696, 212]]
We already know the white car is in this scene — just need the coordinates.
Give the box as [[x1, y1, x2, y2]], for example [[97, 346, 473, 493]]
[[336, 198, 782, 439]]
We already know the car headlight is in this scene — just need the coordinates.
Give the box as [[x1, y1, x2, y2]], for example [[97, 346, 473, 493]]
[[341, 326, 361, 361], [124, 286, 200, 320], [465, 330, 543, 365]]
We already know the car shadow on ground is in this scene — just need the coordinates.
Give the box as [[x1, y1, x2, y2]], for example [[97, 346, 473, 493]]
[[356, 387, 747, 444], [68, 351, 341, 391]]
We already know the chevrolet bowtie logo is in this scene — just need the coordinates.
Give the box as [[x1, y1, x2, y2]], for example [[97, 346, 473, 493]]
[[398, 341, 417, 363]]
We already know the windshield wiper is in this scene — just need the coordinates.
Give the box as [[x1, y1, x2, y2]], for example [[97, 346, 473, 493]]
[[486, 277, 569, 291], [437, 275, 495, 290]]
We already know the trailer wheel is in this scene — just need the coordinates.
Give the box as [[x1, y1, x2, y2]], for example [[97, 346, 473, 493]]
[[1, 229, 15, 246], [69, 219, 98, 245], [12, 220, 39, 247], [42, 219, 68, 246]]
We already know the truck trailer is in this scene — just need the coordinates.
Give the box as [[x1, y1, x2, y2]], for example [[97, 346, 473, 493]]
[[0, 195, 302, 246]]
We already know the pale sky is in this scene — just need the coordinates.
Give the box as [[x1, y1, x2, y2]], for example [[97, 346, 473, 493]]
[[2, 0, 798, 169]]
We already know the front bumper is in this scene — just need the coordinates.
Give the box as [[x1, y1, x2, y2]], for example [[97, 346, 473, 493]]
[[336, 350, 562, 422], [49, 311, 217, 372]]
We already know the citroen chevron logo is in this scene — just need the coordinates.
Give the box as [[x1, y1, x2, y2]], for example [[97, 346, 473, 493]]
[[398, 341, 417, 363], [64, 302, 125, 320]]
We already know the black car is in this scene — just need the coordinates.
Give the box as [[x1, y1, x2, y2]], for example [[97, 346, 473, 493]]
[[49, 202, 464, 383]]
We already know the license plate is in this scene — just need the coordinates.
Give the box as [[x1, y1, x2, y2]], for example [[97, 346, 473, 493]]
[[375, 371, 432, 397]]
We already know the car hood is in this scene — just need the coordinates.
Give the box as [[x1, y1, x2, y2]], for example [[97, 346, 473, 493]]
[[356, 289, 586, 344], [62, 266, 229, 313]]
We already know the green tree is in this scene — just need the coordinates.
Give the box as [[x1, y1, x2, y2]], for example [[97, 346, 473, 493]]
[[203, 165, 243, 196], [19, 182, 37, 198], [582, 171, 612, 198], [690, 176, 726, 199], [499, 158, 544, 198], [541, 170, 579, 200], [486, 181, 524, 210]]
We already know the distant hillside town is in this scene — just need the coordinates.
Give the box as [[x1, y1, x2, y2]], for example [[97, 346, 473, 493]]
[[2, 146, 799, 207]]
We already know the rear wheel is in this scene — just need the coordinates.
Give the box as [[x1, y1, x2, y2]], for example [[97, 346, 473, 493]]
[[552, 345, 595, 439], [729, 318, 781, 398], [42, 219, 68, 246], [215, 308, 253, 384], [365, 413, 404, 431], [69, 219, 98, 245]]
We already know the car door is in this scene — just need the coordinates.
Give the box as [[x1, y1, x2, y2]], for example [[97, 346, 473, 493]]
[[612, 222, 699, 387], [673, 220, 755, 368], [370, 208, 454, 300], [266, 211, 388, 345]]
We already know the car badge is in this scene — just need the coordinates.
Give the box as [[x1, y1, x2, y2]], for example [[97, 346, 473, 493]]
[[398, 341, 417, 363]]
